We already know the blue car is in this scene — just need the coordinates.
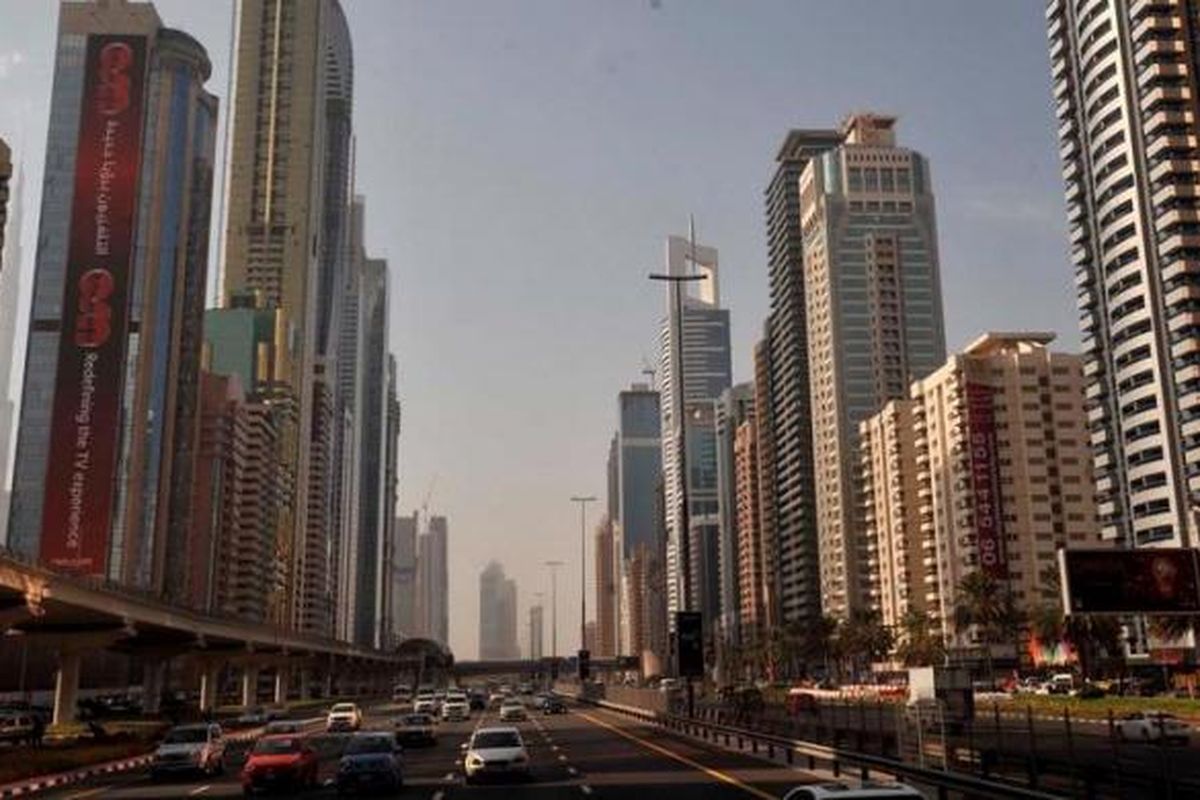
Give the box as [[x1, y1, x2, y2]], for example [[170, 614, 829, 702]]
[[336, 733, 403, 795]]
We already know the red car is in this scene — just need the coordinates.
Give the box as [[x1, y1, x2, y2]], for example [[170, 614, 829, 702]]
[[241, 734, 319, 795]]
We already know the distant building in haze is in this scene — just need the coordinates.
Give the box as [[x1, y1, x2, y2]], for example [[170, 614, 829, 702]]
[[529, 604, 544, 660], [715, 383, 754, 651], [391, 513, 418, 642], [594, 517, 616, 657], [479, 561, 519, 659], [416, 515, 449, 645]]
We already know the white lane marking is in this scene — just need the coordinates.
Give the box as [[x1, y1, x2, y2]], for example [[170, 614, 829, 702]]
[[581, 786, 594, 796], [558, 754, 568, 762], [444, 772, 456, 781], [433, 793, 445, 800], [551, 744, 560, 751], [189, 786, 211, 796], [568, 766, 579, 776]]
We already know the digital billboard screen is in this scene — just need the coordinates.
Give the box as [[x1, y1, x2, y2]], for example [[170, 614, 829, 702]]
[[1060, 548, 1200, 615], [39, 34, 147, 574]]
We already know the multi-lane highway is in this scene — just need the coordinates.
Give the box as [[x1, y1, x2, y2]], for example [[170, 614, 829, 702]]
[[35, 699, 823, 799]]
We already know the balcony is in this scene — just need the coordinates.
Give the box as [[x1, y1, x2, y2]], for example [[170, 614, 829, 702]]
[[1145, 134, 1197, 165], [1138, 61, 1186, 91], [1135, 38, 1184, 65], [1141, 83, 1191, 111], [1132, 14, 1182, 43], [1143, 107, 1194, 138], [1153, 175, 1199, 209]]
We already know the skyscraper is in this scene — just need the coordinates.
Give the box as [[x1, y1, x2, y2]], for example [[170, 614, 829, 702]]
[[658, 233, 733, 628], [802, 113, 947, 619], [594, 516, 616, 657], [221, 0, 354, 634], [0, 142, 21, 544], [1046, 2, 1200, 550], [613, 384, 661, 654], [381, 355, 401, 647], [761, 129, 841, 634], [479, 561, 519, 659], [391, 513, 419, 642], [715, 383, 754, 648], [351, 257, 389, 647], [416, 515, 449, 645], [733, 403, 765, 641], [9, 3, 217, 599]]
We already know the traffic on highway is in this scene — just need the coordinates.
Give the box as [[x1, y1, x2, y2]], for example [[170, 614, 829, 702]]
[[16, 685, 927, 800]]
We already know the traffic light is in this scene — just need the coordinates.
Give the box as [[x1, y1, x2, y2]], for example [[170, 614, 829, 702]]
[[577, 649, 591, 681]]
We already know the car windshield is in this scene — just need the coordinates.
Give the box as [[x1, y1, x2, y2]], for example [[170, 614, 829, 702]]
[[474, 732, 521, 749], [163, 728, 207, 744], [331, 705, 356, 713], [253, 738, 300, 755], [345, 736, 394, 755], [403, 715, 431, 725]]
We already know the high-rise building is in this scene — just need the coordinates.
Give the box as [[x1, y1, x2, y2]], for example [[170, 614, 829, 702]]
[[858, 333, 1100, 650], [204, 297, 294, 623], [733, 404, 766, 642], [416, 515, 449, 645], [380, 355, 401, 647], [761, 128, 842, 637], [351, 257, 389, 647], [222, 0, 354, 634], [802, 113, 947, 619], [0, 141, 22, 543], [612, 384, 661, 654], [529, 604, 544, 660], [658, 233, 733, 629], [479, 561, 519, 659], [391, 513, 418, 641], [0, 137, 10, 270], [9, 3, 217, 600], [189, 370, 282, 622], [594, 516, 616, 657], [1046, 2, 1200, 549], [714, 383, 754, 648]]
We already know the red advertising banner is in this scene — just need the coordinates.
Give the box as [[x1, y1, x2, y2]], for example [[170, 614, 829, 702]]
[[966, 382, 1006, 579], [39, 35, 147, 574]]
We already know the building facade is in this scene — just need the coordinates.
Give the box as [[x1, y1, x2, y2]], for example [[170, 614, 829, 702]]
[[0, 137, 9, 271], [0, 142, 21, 544], [733, 400, 766, 641], [416, 515, 449, 645], [8, 3, 217, 602], [479, 561, 519, 660], [391, 513, 418, 643], [762, 128, 842, 636], [594, 516, 616, 657], [714, 383, 754, 648], [658, 234, 733, 628], [529, 604, 545, 660], [801, 113, 947, 618], [221, 0, 354, 634], [613, 384, 661, 653], [858, 333, 1100, 649], [1046, 1, 1200, 549]]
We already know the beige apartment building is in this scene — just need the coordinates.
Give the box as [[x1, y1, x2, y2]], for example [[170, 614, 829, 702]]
[[859, 333, 1101, 649]]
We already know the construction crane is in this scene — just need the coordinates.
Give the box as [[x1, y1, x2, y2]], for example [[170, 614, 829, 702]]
[[641, 355, 657, 389], [420, 474, 438, 530]]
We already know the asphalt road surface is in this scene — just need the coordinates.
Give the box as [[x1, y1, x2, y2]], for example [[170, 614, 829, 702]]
[[35, 699, 824, 799]]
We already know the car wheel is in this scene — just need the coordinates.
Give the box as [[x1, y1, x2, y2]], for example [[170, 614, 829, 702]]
[[1142, 728, 1151, 741], [1117, 727, 1126, 741]]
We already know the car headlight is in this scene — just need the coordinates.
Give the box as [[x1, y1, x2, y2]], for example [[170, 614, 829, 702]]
[[466, 754, 482, 767]]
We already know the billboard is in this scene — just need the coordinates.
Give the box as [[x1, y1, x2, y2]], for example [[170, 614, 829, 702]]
[[1060, 548, 1200, 615], [39, 35, 147, 574], [966, 382, 1006, 579], [676, 611, 704, 678]]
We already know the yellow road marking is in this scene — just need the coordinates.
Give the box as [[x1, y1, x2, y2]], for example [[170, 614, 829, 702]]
[[578, 711, 777, 800]]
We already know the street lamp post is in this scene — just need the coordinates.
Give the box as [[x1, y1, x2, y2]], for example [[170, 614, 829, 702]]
[[648, 271, 708, 613], [570, 496, 597, 656], [544, 560, 564, 660]]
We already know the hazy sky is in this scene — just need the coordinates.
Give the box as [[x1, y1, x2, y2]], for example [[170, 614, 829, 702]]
[[0, 0, 1072, 660]]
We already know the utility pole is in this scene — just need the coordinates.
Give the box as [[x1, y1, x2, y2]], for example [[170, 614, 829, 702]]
[[570, 496, 597, 657], [544, 560, 564, 660]]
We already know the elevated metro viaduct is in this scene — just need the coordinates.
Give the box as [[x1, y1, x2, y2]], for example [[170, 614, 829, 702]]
[[0, 554, 436, 724]]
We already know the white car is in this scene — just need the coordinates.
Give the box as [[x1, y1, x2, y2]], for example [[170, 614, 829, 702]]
[[499, 701, 527, 722], [784, 781, 925, 799], [442, 697, 470, 722], [1116, 711, 1191, 744], [326, 702, 362, 732], [150, 723, 226, 780], [462, 726, 530, 783], [413, 693, 439, 715]]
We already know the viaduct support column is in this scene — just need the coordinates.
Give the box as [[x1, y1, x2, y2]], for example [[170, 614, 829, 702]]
[[52, 650, 82, 726]]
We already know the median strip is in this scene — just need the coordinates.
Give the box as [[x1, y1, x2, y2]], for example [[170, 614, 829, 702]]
[[577, 711, 776, 800]]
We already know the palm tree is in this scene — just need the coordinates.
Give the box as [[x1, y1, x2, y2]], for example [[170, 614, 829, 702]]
[[836, 609, 894, 680], [954, 571, 1024, 684], [896, 608, 946, 667]]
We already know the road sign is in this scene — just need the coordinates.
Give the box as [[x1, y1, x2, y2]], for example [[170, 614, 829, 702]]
[[676, 611, 704, 678], [1059, 547, 1200, 615]]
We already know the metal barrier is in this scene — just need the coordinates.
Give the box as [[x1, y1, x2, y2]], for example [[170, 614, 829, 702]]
[[578, 695, 1068, 800]]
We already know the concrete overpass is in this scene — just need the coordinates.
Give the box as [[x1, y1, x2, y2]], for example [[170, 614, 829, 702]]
[[0, 553, 411, 724]]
